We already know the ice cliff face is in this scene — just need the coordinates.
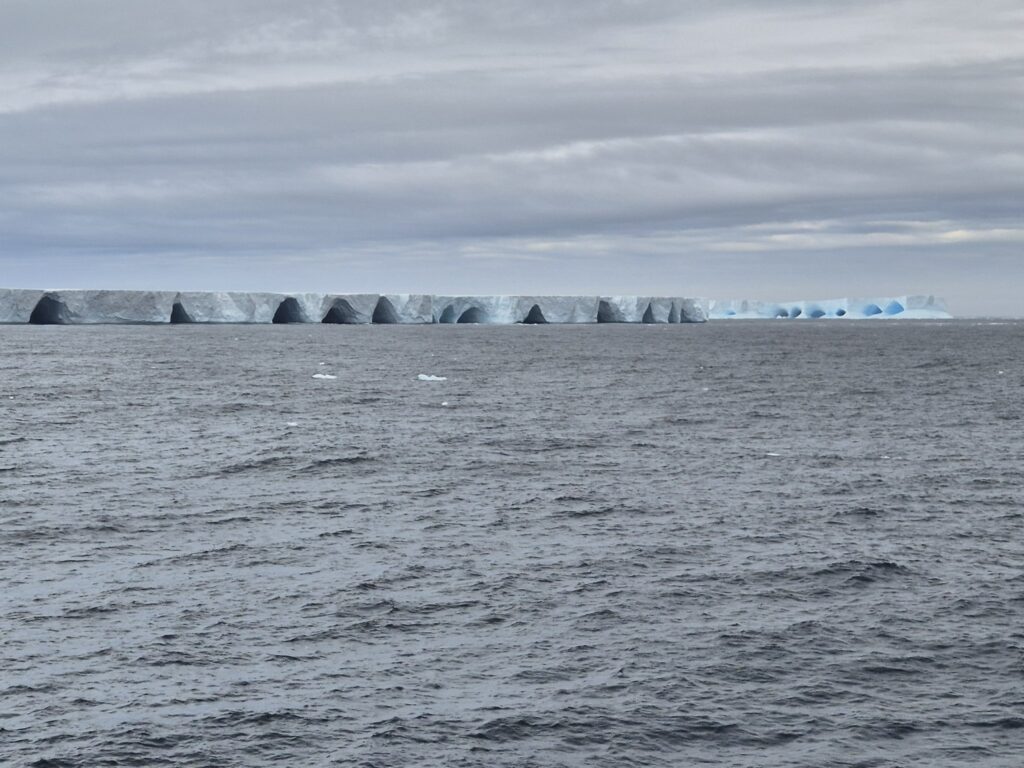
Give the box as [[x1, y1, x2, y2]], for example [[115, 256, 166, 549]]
[[708, 296, 951, 320], [432, 296, 707, 324], [5, 289, 178, 324], [0, 289, 953, 324], [1, 290, 710, 324]]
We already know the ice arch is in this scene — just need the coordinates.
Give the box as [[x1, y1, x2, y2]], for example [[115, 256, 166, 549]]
[[522, 305, 547, 324], [322, 299, 360, 324], [170, 302, 193, 324], [597, 300, 625, 323], [438, 305, 458, 324], [788, 307, 802, 319], [668, 303, 680, 323], [372, 297, 400, 324], [457, 307, 488, 324], [642, 304, 656, 323], [808, 308, 827, 319], [863, 304, 883, 317], [272, 297, 306, 323], [835, 309, 847, 317], [29, 295, 70, 325], [884, 300, 905, 316]]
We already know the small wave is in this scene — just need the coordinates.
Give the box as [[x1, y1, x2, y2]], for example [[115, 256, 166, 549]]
[[832, 506, 884, 518], [301, 454, 377, 471], [814, 559, 911, 585], [215, 455, 294, 475], [967, 716, 1024, 729]]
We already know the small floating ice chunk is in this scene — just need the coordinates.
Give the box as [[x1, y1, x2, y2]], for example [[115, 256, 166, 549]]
[[441, 401, 449, 407], [417, 374, 447, 381], [312, 373, 337, 380], [286, 421, 299, 427], [765, 452, 781, 457]]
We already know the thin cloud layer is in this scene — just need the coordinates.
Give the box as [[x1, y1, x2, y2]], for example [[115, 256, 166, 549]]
[[1, 0, 1021, 313]]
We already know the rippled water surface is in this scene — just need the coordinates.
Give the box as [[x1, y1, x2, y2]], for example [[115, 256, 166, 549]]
[[2, 321, 1022, 767]]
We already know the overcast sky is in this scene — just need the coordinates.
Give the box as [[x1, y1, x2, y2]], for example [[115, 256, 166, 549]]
[[1, 0, 1021, 314]]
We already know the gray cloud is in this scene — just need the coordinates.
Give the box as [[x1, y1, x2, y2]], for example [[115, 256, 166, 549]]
[[1, 0, 1021, 314]]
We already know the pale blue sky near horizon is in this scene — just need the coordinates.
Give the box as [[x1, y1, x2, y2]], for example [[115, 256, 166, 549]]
[[1, 1, 1021, 316]]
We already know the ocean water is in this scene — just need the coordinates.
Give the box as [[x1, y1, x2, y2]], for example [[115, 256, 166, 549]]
[[1, 321, 1022, 767]]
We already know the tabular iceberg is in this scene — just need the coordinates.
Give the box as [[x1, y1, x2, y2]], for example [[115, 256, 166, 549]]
[[708, 295, 951, 320], [1, 290, 710, 325]]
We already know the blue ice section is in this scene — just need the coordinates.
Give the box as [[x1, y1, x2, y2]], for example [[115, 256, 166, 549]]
[[708, 295, 951, 320]]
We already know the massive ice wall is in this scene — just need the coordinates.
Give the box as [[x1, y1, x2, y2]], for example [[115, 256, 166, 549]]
[[708, 295, 951, 320], [0, 290, 953, 324], [4, 289, 178, 324], [0, 290, 710, 324], [431, 295, 707, 324]]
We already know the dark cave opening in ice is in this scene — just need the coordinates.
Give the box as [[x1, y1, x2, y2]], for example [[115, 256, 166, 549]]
[[597, 300, 624, 323], [322, 300, 360, 324], [457, 307, 488, 324], [29, 296, 70, 325], [170, 302, 193, 323], [522, 305, 548, 324], [272, 298, 306, 323], [372, 297, 400, 324]]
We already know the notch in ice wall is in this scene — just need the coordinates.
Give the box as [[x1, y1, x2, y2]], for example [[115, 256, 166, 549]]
[[321, 298, 361, 324], [170, 300, 193, 323], [29, 295, 70, 324], [272, 298, 307, 324], [371, 297, 400, 324]]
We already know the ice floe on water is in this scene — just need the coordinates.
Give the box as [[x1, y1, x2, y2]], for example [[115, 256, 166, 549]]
[[417, 374, 447, 381], [312, 373, 337, 380]]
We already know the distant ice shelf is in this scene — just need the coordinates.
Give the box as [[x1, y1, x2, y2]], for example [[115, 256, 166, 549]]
[[0, 290, 952, 325], [0, 290, 709, 325], [708, 295, 951, 320]]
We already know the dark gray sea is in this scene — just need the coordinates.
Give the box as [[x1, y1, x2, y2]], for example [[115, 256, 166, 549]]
[[2, 321, 1022, 767]]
